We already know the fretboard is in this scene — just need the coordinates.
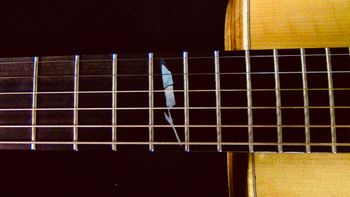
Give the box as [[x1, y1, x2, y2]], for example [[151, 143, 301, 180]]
[[0, 48, 349, 153]]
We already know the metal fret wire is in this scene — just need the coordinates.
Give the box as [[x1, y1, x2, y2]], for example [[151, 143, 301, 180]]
[[31, 57, 39, 150], [273, 49, 283, 153], [183, 51, 190, 152], [112, 54, 118, 151], [214, 51, 222, 152], [73, 55, 79, 151], [148, 53, 154, 151], [300, 49, 311, 153], [245, 50, 254, 152], [326, 48, 337, 153]]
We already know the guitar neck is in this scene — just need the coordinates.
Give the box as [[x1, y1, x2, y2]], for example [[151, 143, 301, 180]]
[[0, 47, 349, 152]]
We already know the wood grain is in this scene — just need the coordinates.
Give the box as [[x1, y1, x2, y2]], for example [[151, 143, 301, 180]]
[[248, 153, 350, 197], [225, 0, 350, 50], [225, 0, 243, 50]]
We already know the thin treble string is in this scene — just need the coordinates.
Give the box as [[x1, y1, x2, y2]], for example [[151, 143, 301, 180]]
[[0, 141, 348, 146], [1, 125, 350, 128], [2, 70, 350, 79], [2, 106, 350, 112], [0, 52, 349, 65], [0, 88, 350, 96]]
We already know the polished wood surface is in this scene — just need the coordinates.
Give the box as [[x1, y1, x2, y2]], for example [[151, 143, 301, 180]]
[[225, 0, 350, 50], [246, 153, 350, 197]]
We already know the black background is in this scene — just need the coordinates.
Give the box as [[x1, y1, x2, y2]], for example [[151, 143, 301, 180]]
[[0, 1, 230, 197], [0, 0, 227, 56]]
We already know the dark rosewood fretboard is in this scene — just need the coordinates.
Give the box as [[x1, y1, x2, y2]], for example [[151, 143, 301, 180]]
[[0, 48, 350, 153]]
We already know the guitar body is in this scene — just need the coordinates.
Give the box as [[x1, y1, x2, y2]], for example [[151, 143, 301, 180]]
[[0, 1, 349, 196], [225, 1, 350, 196]]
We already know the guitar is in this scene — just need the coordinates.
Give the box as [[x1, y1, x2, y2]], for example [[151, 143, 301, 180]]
[[0, 0, 349, 196]]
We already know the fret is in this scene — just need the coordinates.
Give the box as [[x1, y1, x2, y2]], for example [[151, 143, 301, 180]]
[[183, 51, 190, 152], [148, 53, 154, 151], [273, 49, 283, 153], [325, 48, 337, 153], [214, 51, 222, 152], [31, 56, 39, 150], [73, 55, 80, 151], [245, 50, 254, 152], [112, 54, 118, 151], [300, 48, 311, 153]]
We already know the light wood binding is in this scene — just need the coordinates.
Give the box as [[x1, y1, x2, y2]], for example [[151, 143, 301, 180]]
[[225, 0, 350, 50], [247, 153, 350, 197]]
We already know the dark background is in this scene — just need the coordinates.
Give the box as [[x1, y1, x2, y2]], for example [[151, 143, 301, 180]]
[[0, 1, 230, 197], [0, 0, 227, 56]]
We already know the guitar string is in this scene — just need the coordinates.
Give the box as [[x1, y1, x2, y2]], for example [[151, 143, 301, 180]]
[[2, 70, 350, 79], [0, 88, 350, 96], [0, 141, 348, 147], [0, 52, 349, 65], [1, 125, 350, 128], [0, 106, 350, 111]]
